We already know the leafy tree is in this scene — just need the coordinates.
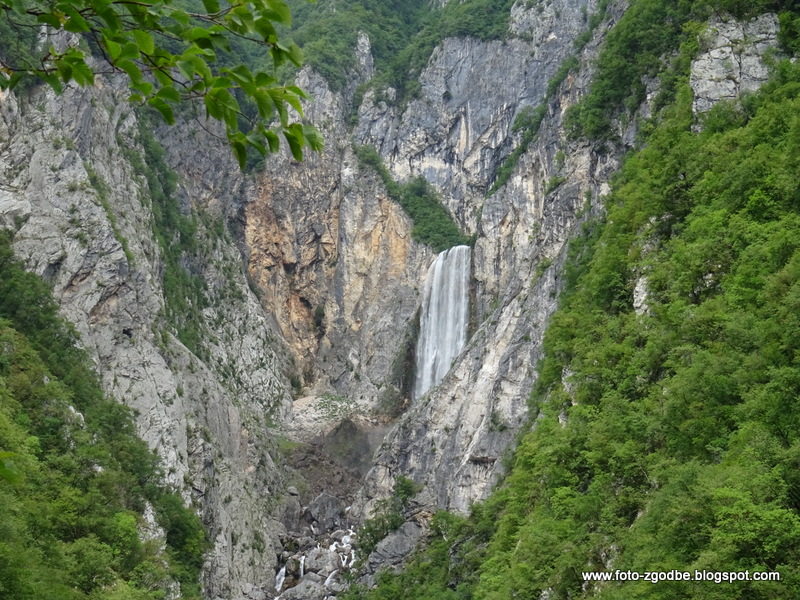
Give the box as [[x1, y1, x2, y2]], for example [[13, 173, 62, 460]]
[[0, 0, 322, 166]]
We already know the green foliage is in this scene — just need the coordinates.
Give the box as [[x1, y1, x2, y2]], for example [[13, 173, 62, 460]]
[[0, 0, 322, 167], [284, 0, 515, 102], [154, 493, 210, 597], [375, 0, 516, 104], [343, 507, 496, 600], [283, 0, 431, 92], [354, 145, 472, 252], [355, 53, 800, 600], [357, 476, 420, 558], [565, 0, 712, 140], [0, 231, 208, 599]]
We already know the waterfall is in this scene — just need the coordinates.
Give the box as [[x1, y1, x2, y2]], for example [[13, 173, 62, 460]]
[[413, 245, 471, 400], [324, 570, 339, 587], [274, 565, 286, 593]]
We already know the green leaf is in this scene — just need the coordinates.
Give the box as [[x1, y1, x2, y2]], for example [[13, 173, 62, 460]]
[[176, 60, 196, 81], [285, 84, 309, 100], [1, 72, 24, 91], [265, 0, 292, 25], [231, 139, 247, 169], [227, 6, 256, 34], [268, 90, 288, 126], [156, 86, 181, 103], [56, 60, 73, 84], [284, 126, 305, 161], [60, 5, 90, 32], [36, 14, 63, 29], [168, 8, 191, 26], [148, 97, 175, 125], [103, 36, 122, 61], [7, 0, 27, 16], [265, 131, 280, 153], [96, 5, 122, 32], [252, 90, 273, 119], [245, 133, 267, 156], [183, 27, 212, 42], [201, 0, 220, 14], [281, 89, 304, 116], [283, 42, 304, 68], [117, 60, 144, 84], [255, 72, 277, 88], [119, 42, 140, 61], [131, 79, 153, 97], [303, 125, 324, 153], [204, 92, 223, 121], [132, 30, 155, 55], [40, 72, 63, 94], [254, 17, 277, 41], [153, 68, 173, 88]]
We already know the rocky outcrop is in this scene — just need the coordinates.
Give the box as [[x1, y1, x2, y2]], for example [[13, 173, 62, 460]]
[[356, 0, 602, 229], [244, 66, 434, 420], [691, 13, 779, 114]]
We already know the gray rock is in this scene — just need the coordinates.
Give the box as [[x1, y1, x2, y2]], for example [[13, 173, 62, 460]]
[[691, 14, 779, 115], [280, 579, 328, 600], [304, 547, 341, 577], [306, 493, 344, 532], [366, 521, 424, 572]]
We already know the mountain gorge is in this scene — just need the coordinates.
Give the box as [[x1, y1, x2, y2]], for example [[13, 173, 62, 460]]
[[2, 0, 800, 599]]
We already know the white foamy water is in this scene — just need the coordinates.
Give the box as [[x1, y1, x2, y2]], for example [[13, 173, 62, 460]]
[[413, 245, 471, 400], [274, 565, 286, 593]]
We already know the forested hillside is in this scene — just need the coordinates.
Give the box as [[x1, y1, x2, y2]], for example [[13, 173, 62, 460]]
[[0, 234, 208, 600], [342, 3, 800, 600]]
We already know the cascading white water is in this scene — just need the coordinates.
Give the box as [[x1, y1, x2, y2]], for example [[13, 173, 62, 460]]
[[274, 565, 286, 594], [324, 570, 339, 588], [413, 245, 471, 400]]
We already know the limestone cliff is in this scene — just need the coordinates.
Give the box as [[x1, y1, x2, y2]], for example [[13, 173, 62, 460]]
[[353, 0, 624, 517], [352, 6, 780, 523], [0, 79, 295, 599]]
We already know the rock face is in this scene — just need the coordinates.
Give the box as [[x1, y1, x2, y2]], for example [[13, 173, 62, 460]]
[[356, 0, 595, 228], [245, 66, 434, 422], [691, 14, 779, 114], [349, 0, 625, 517], [0, 79, 295, 598]]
